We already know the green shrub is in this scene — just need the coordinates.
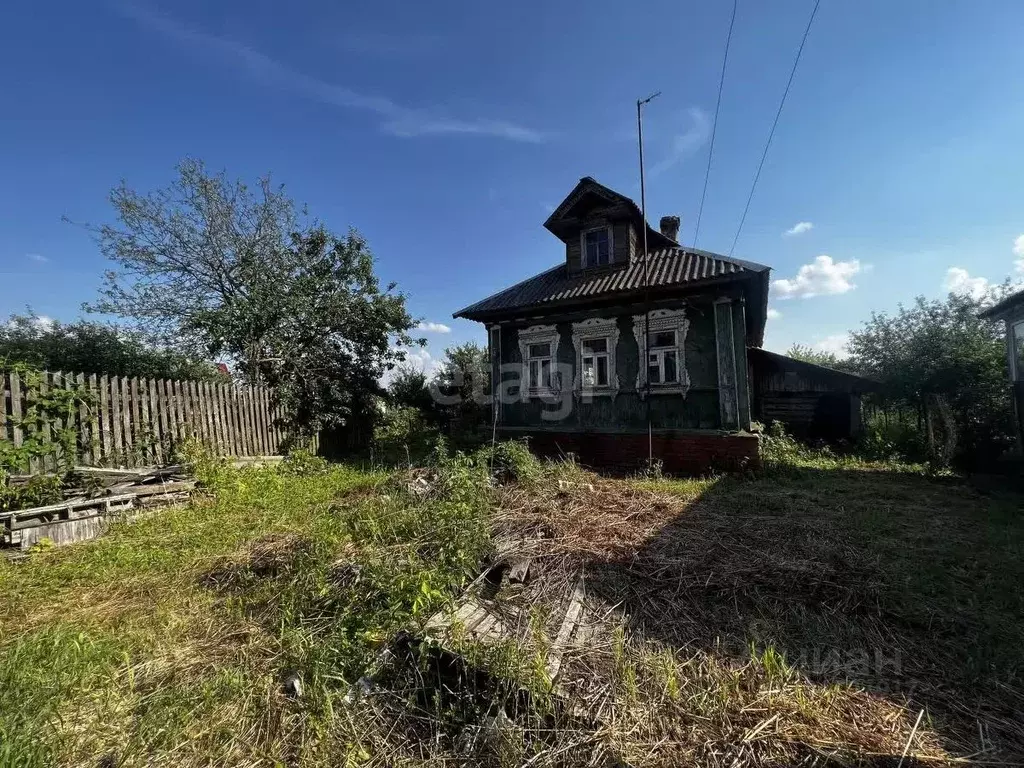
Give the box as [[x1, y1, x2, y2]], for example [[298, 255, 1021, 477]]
[[475, 439, 542, 486], [280, 447, 329, 476], [372, 407, 439, 467]]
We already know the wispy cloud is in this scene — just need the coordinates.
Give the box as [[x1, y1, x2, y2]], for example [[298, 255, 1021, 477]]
[[783, 221, 813, 237], [416, 321, 451, 333], [815, 333, 850, 359], [651, 107, 710, 176], [773, 255, 862, 300], [26, 253, 48, 263], [117, 4, 542, 143], [1014, 234, 1024, 274], [943, 267, 993, 301], [766, 308, 782, 320]]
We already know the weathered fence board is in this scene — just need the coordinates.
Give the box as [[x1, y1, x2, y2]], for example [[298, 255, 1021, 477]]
[[2, 369, 288, 472]]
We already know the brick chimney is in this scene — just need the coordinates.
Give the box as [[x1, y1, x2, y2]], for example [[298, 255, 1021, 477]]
[[659, 215, 680, 242]]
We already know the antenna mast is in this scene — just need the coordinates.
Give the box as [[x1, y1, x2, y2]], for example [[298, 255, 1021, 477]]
[[637, 91, 660, 468]]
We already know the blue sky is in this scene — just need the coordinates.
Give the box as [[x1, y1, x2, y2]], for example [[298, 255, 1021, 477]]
[[3, 0, 1024, 370]]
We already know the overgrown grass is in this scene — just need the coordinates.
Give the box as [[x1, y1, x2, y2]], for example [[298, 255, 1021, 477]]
[[2, 440, 1022, 765], [0, 452, 493, 767]]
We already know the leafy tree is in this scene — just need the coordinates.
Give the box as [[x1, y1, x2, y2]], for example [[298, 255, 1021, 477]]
[[388, 363, 435, 414], [430, 342, 491, 444], [784, 343, 847, 370], [0, 313, 223, 381], [83, 158, 420, 435], [847, 287, 1016, 466]]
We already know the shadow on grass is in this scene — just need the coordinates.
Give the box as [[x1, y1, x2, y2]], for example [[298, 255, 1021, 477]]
[[583, 465, 1024, 760]]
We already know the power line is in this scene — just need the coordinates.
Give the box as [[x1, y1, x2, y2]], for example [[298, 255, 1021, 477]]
[[693, 0, 737, 249], [729, 0, 821, 257]]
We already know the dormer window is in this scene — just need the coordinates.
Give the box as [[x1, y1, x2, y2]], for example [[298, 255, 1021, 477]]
[[582, 226, 612, 267]]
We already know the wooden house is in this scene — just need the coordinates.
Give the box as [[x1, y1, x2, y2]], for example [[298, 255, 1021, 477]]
[[980, 288, 1024, 455], [454, 177, 769, 473]]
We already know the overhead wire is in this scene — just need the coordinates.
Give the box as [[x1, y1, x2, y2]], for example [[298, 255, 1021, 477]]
[[729, 0, 821, 257], [693, 0, 737, 249]]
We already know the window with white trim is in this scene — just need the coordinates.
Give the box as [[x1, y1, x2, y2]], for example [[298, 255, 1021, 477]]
[[581, 337, 611, 388], [582, 227, 611, 267], [526, 341, 554, 390], [646, 330, 679, 385]]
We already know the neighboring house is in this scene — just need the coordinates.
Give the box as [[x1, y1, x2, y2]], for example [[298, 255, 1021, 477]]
[[980, 288, 1024, 455], [453, 177, 770, 472], [748, 348, 880, 441]]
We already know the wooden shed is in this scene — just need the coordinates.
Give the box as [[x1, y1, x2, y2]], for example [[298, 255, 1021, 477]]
[[748, 348, 881, 440]]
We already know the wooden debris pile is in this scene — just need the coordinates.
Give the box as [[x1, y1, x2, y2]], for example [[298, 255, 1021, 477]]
[[2, 465, 195, 550]]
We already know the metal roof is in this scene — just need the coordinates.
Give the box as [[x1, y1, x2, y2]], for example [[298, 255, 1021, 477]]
[[978, 287, 1024, 320], [454, 246, 770, 321]]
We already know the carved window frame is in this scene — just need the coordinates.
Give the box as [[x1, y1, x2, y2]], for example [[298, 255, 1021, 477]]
[[571, 317, 620, 396], [632, 308, 690, 397], [518, 324, 560, 398]]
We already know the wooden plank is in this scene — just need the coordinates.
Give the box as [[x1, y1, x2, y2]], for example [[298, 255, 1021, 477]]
[[148, 377, 163, 465], [2, 371, 9, 447], [254, 389, 268, 455], [161, 379, 177, 459], [209, 382, 224, 454], [243, 388, 259, 456], [191, 379, 207, 448], [217, 382, 231, 454], [9, 371, 24, 460], [88, 374, 101, 464], [130, 377, 143, 467], [118, 376, 132, 467], [136, 378, 151, 465], [221, 384, 238, 456], [175, 379, 192, 444], [38, 372, 54, 472], [77, 373, 91, 467], [259, 387, 274, 454], [201, 381, 217, 452], [98, 375, 112, 464]]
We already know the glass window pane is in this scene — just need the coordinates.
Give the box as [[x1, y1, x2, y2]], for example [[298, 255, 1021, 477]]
[[664, 350, 678, 383], [648, 330, 675, 349], [583, 338, 607, 354], [541, 359, 551, 388], [529, 360, 539, 388], [596, 356, 609, 386], [582, 356, 595, 387], [528, 342, 550, 358], [648, 361, 661, 384]]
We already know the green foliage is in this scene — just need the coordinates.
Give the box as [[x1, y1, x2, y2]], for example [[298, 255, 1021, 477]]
[[372, 406, 439, 466], [0, 313, 224, 381], [848, 289, 1016, 467], [84, 158, 419, 437], [280, 447, 329, 476], [784, 343, 850, 370], [0, 363, 94, 510], [387, 363, 435, 414], [476, 439, 542, 486], [432, 341, 491, 445]]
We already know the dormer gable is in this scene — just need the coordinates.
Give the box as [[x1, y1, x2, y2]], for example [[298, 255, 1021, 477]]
[[543, 177, 677, 273]]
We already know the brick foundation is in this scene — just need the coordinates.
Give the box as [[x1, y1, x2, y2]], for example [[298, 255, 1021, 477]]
[[506, 429, 760, 475]]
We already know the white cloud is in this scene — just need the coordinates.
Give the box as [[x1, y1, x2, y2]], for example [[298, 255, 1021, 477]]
[[772, 255, 862, 300], [766, 308, 781, 320], [119, 5, 542, 143], [651, 107, 710, 176], [27, 253, 48, 263], [783, 221, 813, 237], [1014, 234, 1024, 274], [416, 321, 451, 334], [815, 333, 850, 359], [943, 267, 992, 300]]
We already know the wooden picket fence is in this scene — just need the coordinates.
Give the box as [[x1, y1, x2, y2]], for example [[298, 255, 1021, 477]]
[[2, 369, 288, 473]]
